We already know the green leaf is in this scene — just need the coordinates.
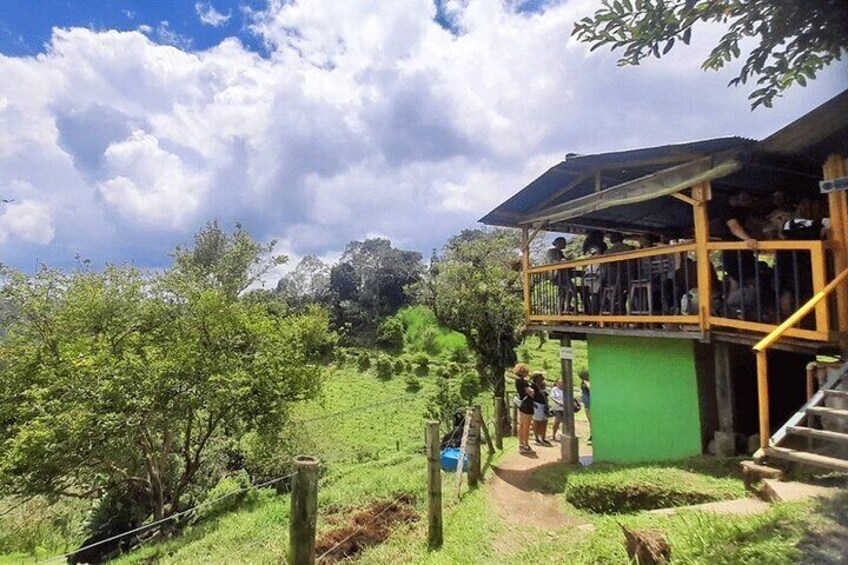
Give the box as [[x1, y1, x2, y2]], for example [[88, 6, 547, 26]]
[[682, 26, 692, 45]]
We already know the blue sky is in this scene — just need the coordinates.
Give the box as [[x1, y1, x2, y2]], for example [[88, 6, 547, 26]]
[[0, 0, 846, 283], [0, 0, 268, 54]]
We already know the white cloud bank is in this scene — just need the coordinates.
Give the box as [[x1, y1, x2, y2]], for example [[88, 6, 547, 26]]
[[0, 0, 845, 271]]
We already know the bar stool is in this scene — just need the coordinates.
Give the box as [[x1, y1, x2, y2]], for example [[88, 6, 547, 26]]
[[628, 279, 653, 315], [599, 285, 619, 315]]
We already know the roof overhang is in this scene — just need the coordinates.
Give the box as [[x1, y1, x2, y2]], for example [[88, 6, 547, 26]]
[[519, 150, 743, 227]]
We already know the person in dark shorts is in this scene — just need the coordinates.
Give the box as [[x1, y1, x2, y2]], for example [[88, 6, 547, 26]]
[[513, 363, 535, 454]]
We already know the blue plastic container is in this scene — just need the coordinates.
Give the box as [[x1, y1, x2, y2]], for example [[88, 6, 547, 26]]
[[440, 447, 468, 473]]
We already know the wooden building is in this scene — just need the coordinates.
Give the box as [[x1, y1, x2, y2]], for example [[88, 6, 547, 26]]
[[481, 90, 848, 470]]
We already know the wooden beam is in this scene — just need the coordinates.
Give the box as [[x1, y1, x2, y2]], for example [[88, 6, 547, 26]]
[[522, 153, 741, 225], [824, 154, 848, 344], [527, 243, 697, 273], [692, 181, 712, 333], [756, 350, 770, 449], [670, 191, 697, 206], [521, 227, 531, 322], [713, 316, 829, 343], [529, 314, 699, 324]]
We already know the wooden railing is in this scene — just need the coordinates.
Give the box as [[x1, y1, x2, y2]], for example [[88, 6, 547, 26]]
[[527, 239, 833, 340], [751, 266, 848, 450]]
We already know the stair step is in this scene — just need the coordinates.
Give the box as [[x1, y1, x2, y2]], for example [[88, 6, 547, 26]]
[[823, 389, 848, 400], [806, 407, 848, 418], [787, 426, 848, 444], [764, 446, 848, 472]]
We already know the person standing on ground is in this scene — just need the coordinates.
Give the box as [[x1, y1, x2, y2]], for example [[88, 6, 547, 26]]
[[550, 378, 565, 440], [513, 364, 535, 454], [531, 372, 552, 446], [579, 370, 592, 444]]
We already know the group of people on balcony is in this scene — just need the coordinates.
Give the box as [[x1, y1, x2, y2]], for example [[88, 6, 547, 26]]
[[542, 190, 829, 324]]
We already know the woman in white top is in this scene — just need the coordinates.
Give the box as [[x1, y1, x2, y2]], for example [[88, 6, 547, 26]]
[[550, 379, 565, 440]]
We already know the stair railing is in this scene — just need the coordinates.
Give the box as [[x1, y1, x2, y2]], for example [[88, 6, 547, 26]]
[[752, 266, 848, 452]]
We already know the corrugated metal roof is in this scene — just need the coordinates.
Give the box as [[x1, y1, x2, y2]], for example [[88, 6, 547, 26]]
[[479, 137, 754, 229]]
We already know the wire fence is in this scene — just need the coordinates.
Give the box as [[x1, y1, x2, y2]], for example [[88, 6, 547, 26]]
[[36, 471, 299, 564], [35, 389, 500, 564]]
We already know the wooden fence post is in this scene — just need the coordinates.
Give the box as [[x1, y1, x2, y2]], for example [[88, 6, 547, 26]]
[[289, 455, 319, 565], [467, 407, 481, 488], [425, 421, 443, 550], [494, 396, 504, 450], [511, 402, 518, 437]]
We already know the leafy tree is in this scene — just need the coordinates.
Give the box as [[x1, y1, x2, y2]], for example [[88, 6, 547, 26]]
[[413, 228, 524, 426], [328, 238, 423, 340], [0, 226, 329, 526], [572, 0, 848, 109], [376, 315, 405, 350], [276, 255, 331, 308]]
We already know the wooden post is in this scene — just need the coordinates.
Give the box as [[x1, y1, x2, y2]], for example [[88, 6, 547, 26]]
[[425, 421, 443, 550], [478, 410, 495, 455], [692, 182, 712, 334], [713, 342, 737, 457], [756, 351, 770, 450], [467, 406, 481, 488], [521, 227, 531, 322], [560, 335, 579, 464], [824, 154, 848, 345], [494, 396, 505, 450], [511, 402, 518, 437], [453, 408, 472, 498], [289, 455, 319, 565]]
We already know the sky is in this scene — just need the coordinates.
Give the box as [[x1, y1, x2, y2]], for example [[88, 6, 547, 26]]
[[0, 0, 846, 283]]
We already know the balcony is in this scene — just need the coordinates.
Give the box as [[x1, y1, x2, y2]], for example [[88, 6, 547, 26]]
[[525, 239, 834, 343]]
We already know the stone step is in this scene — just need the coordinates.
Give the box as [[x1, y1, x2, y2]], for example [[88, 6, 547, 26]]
[[806, 406, 848, 419], [764, 446, 848, 472], [787, 426, 848, 444], [760, 478, 841, 503]]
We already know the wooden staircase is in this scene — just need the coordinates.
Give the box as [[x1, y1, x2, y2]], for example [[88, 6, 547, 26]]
[[764, 362, 848, 472]]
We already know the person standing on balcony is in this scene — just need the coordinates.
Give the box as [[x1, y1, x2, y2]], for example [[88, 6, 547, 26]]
[[607, 232, 635, 254], [545, 237, 572, 314]]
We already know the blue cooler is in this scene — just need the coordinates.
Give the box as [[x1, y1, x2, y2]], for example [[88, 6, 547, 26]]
[[440, 447, 468, 473]]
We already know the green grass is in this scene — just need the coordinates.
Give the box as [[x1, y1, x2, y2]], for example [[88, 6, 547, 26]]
[[396, 306, 468, 357]]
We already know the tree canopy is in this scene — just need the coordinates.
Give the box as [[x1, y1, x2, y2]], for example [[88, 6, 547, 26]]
[[0, 224, 331, 526], [572, 0, 848, 109], [414, 229, 525, 408]]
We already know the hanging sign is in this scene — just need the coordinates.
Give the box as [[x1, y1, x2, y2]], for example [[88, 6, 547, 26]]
[[820, 176, 848, 194], [559, 346, 574, 360]]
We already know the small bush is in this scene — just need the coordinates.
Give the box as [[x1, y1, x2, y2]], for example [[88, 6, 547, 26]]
[[357, 353, 371, 371], [517, 344, 532, 364], [448, 347, 470, 364], [420, 327, 441, 355], [393, 359, 405, 374], [459, 372, 481, 403], [412, 353, 430, 372], [437, 366, 451, 379], [404, 374, 422, 392], [374, 355, 394, 380], [376, 316, 405, 350], [195, 470, 258, 521], [447, 362, 462, 377]]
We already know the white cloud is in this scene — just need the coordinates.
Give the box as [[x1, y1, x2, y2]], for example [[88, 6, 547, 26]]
[[0, 199, 55, 245], [0, 1, 845, 272], [195, 2, 232, 27]]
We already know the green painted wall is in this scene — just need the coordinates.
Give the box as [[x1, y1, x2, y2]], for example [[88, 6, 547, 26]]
[[588, 335, 702, 462]]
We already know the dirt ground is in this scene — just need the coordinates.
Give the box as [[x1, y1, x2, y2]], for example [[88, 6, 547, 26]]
[[488, 420, 593, 531]]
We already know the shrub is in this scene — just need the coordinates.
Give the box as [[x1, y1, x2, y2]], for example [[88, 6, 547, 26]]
[[518, 344, 532, 364], [356, 353, 371, 371], [376, 316, 405, 350], [447, 362, 462, 377], [437, 366, 451, 379], [448, 346, 471, 364], [459, 372, 482, 403], [393, 359, 405, 374], [420, 327, 441, 355], [412, 353, 430, 371], [195, 470, 258, 521], [404, 374, 422, 392], [374, 355, 394, 380]]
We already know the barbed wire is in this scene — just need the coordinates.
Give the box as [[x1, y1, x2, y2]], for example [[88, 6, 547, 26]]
[[315, 492, 412, 563], [292, 397, 408, 426], [36, 471, 299, 564]]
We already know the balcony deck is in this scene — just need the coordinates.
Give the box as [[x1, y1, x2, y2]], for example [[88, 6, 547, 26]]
[[525, 239, 834, 345]]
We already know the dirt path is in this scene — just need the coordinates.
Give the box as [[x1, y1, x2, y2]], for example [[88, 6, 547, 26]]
[[487, 420, 593, 532]]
